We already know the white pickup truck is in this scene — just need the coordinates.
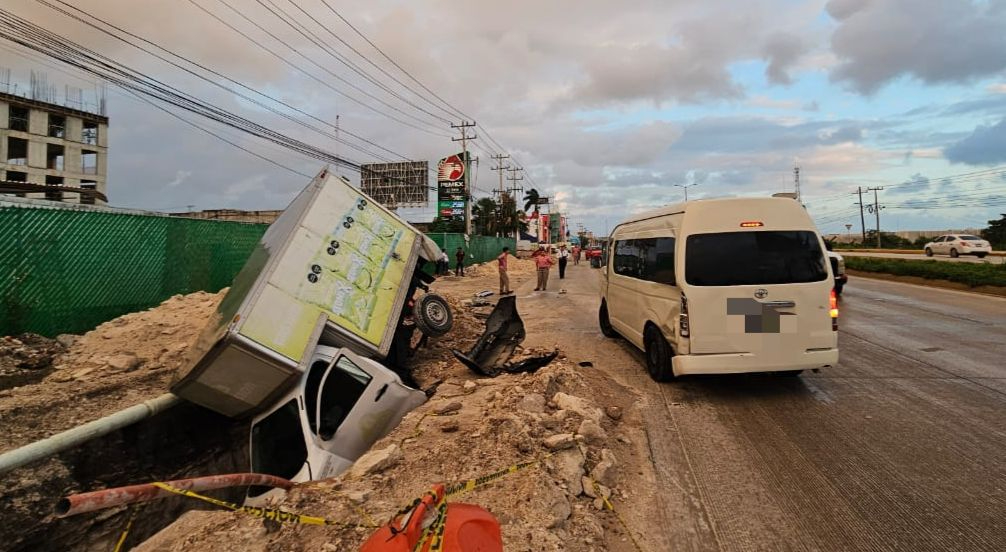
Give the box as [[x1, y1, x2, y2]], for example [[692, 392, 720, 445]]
[[172, 168, 450, 497]]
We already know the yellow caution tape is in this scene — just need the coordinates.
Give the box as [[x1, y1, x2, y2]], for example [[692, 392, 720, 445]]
[[445, 453, 553, 497], [592, 480, 645, 552], [151, 482, 377, 528], [112, 511, 134, 552]]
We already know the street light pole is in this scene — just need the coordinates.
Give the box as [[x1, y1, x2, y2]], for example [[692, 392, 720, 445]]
[[675, 182, 699, 201]]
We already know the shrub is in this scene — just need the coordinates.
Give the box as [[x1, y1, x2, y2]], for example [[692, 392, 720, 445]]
[[845, 257, 1006, 288]]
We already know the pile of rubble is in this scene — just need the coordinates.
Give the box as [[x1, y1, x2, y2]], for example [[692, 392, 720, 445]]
[[137, 356, 638, 551]]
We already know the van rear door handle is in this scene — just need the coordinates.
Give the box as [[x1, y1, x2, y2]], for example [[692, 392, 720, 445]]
[[762, 300, 796, 308]]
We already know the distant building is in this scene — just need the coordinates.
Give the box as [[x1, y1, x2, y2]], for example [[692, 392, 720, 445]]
[[170, 209, 283, 224], [0, 91, 109, 204]]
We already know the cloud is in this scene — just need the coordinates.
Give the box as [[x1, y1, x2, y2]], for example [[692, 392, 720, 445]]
[[762, 32, 806, 85], [944, 118, 1006, 165], [747, 96, 803, 110], [166, 170, 192, 188], [828, 0, 1006, 94], [988, 83, 1006, 94]]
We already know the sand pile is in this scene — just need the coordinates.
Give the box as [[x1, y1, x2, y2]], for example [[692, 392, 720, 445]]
[[0, 290, 226, 453]]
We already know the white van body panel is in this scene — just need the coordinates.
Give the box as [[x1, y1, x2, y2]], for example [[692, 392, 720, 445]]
[[246, 345, 425, 505], [601, 197, 838, 376]]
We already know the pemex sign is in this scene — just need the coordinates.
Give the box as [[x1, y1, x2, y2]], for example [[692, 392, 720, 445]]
[[437, 152, 468, 221]]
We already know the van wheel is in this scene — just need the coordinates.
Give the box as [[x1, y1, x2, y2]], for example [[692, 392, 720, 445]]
[[643, 326, 676, 382], [599, 301, 618, 338], [924, 248, 933, 257], [414, 294, 452, 337], [950, 248, 959, 258]]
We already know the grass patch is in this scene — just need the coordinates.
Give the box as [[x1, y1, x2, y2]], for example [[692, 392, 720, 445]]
[[845, 256, 1006, 288]]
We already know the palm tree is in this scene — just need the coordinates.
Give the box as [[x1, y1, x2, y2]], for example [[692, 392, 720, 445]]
[[472, 197, 499, 236], [522, 188, 540, 213]]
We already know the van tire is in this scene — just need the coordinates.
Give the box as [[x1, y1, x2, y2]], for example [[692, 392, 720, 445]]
[[950, 248, 959, 258], [643, 326, 676, 382], [599, 301, 618, 338], [415, 294, 453, 337]]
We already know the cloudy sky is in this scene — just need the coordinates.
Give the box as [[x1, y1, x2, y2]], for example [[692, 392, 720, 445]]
[[3, 0, 1006, 236]]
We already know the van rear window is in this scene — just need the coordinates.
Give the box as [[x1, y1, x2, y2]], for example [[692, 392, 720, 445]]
[[685, 231, 827, 286]]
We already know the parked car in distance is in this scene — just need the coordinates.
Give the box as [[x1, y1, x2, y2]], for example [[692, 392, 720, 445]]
[[923, 235, 992, 258]]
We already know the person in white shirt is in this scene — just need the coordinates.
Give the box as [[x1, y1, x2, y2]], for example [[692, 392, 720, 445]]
[[557, 244, 570, 279]]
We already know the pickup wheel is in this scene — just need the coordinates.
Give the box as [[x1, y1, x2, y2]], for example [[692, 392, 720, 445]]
[[924, 247, 933, 257], [599, 301, 618, 338], [643, 326, 676, 382], [950, 248, 959, 258], [414, 293, 453, 337]]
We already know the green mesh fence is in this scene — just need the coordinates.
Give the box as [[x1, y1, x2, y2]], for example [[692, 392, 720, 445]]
[[0, 203, 267, 337], [426, 234, 516, 267]]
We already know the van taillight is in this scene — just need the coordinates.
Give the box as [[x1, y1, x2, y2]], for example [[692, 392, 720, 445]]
[[830, 289, 839, 331], [680, 292, 690, 337]]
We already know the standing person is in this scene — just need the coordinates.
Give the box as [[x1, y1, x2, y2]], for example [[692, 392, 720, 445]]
[[497, 246, 512, 295], [438, 250, 450, 275], [533, 245, 554, 291], [558, 244, 570, 279], [455, 246, 466, 277], [572, 245, 581, 265]]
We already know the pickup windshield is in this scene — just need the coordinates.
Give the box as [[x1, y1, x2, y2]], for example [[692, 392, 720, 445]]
[[685, 231, 827, 286]]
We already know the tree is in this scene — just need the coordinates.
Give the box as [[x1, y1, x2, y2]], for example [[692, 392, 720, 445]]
[[522, 188, 540, 213], [981, 214, 1006, 249], [428, 216, 464, 233], [472, 197, 499, 236], [864, 230, 912, 249]]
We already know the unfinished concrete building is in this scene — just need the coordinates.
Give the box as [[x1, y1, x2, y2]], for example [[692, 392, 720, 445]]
[[0, 91, 109, 204]]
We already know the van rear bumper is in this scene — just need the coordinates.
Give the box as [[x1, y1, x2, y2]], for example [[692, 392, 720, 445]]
[[672, 348, 839, 375]]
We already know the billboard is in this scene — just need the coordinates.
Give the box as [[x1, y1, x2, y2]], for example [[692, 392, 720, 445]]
[[437, 151, 469, 221], [360, 161, 430, 209]]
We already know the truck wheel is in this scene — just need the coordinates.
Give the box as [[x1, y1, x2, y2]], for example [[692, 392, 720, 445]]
[[924, 247, 933, 257], [643, 326, 676, 382], [599, 301, 618, 338], [950, 248, 959, 258], [414, 294, 453, 337]]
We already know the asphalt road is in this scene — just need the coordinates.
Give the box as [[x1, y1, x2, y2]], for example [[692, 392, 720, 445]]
[[840, 251, 1005, 264], [520, 264, 1006, 551]]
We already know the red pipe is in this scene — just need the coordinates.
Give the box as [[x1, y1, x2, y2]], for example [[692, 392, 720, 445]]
[[55, 473, 294, 517]]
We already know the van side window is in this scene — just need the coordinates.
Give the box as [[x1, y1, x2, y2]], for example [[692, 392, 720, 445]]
[[643, 237, 676, 285], [613, 240, 643, 278]]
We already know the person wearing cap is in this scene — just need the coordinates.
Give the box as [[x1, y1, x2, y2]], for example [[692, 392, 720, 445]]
[[533, 245, 554, 291]]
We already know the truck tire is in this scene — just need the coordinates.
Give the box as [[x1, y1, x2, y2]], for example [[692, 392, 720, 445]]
[[599, 301, 618, 338], [414, 293, 453, 337], [644, 326, 676, 382]]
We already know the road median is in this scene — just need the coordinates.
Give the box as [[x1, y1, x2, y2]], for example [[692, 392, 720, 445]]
[[845, 256, 1006, 296]]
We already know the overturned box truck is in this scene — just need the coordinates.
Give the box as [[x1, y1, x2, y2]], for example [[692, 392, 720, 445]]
[[172, 168, 452, 501]]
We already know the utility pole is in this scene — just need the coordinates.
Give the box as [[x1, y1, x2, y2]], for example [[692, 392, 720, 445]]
[[867, 186, 884, 248], [853, 187, 867, 244], [506, 166, 524, 240], [491, 153, 509, 237], [793, 167, 801, 202], [451, 120, 477, 235]]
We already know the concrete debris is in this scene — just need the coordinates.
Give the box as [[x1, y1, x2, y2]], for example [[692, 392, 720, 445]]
[[543, 433, 576, 451], [605, 405, 623, 421], [462, 380, 478, 393], [55, 334, 79, 349], [552, 447, 586, 496], [349, 444, 402, 477], [433, 401, 463, 415], [590, 448, 618, 487], [552, 392, 603, 422], [576, 418, 608, 444], [106, 353, 141, 373], [518, 392, 547, 413], [439, 420, 460, 433]]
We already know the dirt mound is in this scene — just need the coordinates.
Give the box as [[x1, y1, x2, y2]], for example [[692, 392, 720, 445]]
[[137, 358, 639, 551], [0, 290, 226, 453], [0, 334, 65, 390]]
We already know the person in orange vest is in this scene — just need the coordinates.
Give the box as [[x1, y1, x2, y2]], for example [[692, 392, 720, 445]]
[[533, 245, 554, 291]]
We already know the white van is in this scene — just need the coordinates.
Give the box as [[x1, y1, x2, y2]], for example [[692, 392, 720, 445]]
[[598, 197, 838, 380]]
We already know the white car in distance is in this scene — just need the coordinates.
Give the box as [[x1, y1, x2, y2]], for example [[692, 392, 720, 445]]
[[923, 234, 992, 258]]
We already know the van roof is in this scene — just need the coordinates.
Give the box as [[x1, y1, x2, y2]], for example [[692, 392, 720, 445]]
[[612, 196, 808, 234]]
